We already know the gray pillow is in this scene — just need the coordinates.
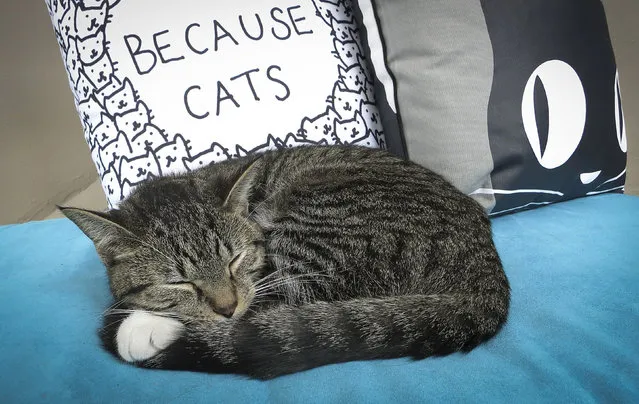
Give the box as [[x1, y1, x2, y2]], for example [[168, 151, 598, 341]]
[[354, 0, 627, 215]]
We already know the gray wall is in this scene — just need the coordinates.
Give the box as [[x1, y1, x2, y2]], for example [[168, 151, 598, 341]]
[[1, 1, 637, 224], [0, 0, 98, 224]]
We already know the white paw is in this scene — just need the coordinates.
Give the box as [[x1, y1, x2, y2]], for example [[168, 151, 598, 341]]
[[116, 311, 184, 362]]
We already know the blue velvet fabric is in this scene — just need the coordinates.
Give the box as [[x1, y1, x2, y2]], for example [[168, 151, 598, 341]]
[[1, 194, 638, 403]]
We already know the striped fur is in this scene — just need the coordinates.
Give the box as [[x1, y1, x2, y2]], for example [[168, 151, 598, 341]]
[[62, 145, 510, 379]]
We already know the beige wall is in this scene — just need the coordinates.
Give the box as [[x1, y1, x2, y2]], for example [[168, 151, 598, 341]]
[[604, 0, 639, 195], [0, 0, 98, 224], [1, 1, 637, 225]]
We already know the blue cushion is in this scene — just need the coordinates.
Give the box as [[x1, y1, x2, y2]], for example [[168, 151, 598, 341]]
[[1, 194, 638, 403]]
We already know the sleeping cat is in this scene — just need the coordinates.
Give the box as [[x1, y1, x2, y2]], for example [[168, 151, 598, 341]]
[[61, 145, 510, 379]]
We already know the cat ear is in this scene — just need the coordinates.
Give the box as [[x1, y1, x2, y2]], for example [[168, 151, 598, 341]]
[[59, 206, 129, 246], [223, 158, 261, 216]]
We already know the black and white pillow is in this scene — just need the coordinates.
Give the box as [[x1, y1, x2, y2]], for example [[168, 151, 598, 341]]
[[354, 0, 627, 215], [45, 0, 387, 207]]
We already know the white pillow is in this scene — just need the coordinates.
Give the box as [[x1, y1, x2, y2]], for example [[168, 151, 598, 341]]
[[46, 0, 386, 207]]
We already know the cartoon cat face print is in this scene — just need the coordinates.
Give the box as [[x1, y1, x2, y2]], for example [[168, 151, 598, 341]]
[[154, 134, 192, 172], [338, 64, 370, 93], [334, 111, 370, 145], [52, 26, 66, 51], [349, 27, 362, 47], [90, 113, 119, 148], [95, 76, 122, 105], [75, 69, 95, 103], [351, 129, 380, 148], [234, 145, 249, 158], [184, 143, 231, 171], [74, 2, 108, 39], [281, 134, 320, 149], [363, 80, 375, 103], [101, 167, 122, 204], [58, 0, 70, 12], [118, 150, 162, 185], [77, 95, 102, 133], [247, 135, 284, 156], [330, 82, 367, 120], [330, 20, 364, 52], [106, 79, 139, 116], [313, 0, 353, 25], [65, 37, 81, 84], [83, 53, 115, 89], [331, 19, 354, 43], [119, 182, 135, 206], [333, 39, 362, 68], [299, 107, 341, 143], [90, 143, 105, 175], [57, 0, 77, 39], [100, 132, 132, 171], [130, 124, 168, 155], [78, 31, 107, 65], [114, 101, 151, 139], [49, 0, 69, 38], [47, 0, 58, 16], [82, 0, 107, 8], [359, 100, 384, 139]]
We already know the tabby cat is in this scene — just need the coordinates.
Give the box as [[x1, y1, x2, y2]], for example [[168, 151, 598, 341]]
[[62, 145, 510, 379]]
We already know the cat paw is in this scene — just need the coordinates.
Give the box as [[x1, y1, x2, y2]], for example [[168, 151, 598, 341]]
[[116, 311, 184, 362]]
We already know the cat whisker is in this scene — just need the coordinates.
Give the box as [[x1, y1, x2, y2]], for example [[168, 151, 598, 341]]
[[104, 308, 185, 326], [105, 308, 179, 318], [101, 298, 128, 316], [254, 279, 318, 294], [253, 269, 284, 286], [254, 276, 313, 292], [264, 254, 315, 267], [261, 268, 334, 281], [101, 317, 130, 330], [257, 272, 334, 286], [252, 291, 287, 300], [254, 275, 331, 294]]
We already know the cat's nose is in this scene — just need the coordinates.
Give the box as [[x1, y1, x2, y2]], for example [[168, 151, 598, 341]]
[[214, 300, 237, 318]]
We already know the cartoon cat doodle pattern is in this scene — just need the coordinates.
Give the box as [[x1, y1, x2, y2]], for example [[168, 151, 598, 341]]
[[46, 0, 386, 207]]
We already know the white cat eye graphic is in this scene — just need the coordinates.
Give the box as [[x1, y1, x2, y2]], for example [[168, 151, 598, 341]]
[[580, 170, 601, 185], [481, 64, 625, 216], [585, 70, 627, 191], [522, 60, 586, 169], [615, 70, 627, 153]]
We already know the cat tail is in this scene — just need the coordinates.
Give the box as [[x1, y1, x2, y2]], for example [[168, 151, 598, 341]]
[[101, 290, 509, 380]]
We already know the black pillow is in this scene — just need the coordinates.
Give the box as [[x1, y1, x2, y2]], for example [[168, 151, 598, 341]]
[[354, 0, 627, 215]]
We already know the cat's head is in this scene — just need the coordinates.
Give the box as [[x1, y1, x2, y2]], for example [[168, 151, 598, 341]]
[[333, 38, 362, 68], [75, 2, 108, 38], [78, 31, 106, 65], [61, 161, 265, 321]]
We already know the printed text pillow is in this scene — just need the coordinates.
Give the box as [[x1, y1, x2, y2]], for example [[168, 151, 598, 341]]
[[46, 0, 387, 207]]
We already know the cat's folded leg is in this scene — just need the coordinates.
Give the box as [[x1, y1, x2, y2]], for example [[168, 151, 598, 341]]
[[101, 309, 185, 364]]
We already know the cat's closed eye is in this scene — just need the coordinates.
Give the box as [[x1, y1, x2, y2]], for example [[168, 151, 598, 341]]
[[229, 251, 246, 275], [164, 282, 196, 292]]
